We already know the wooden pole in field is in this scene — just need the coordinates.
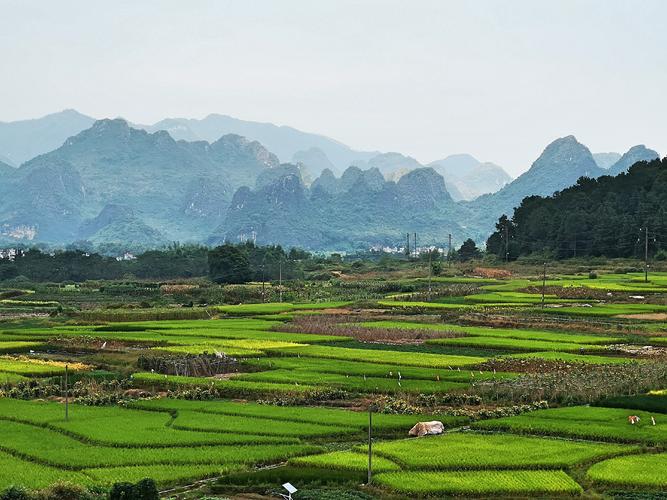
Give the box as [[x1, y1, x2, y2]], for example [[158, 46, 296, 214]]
[[541, 262, 547, 309], [279, 258, 283, 303], [64, 364, 69, 421], [367, 405, 373, 484], [645, 227, 649, 283], [427, 250, 432, 302]]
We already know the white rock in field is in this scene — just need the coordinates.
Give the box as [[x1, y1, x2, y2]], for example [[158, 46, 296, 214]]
[[409, 420, 444, 437]]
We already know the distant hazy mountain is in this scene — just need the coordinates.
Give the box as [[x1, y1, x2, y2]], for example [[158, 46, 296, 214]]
[[0, 153, 15, 167], [0, 160, 14, 176], [353, 152, 423, 181], [429, 154, 512, 201], [470, 135, 604, 229], [0, 119, 278, 245], [592, 152, 621, 169], [142, 114, 377, 171], [212, 165, 473, 250], [606, 145, 659, 176], [0, 110, 95, 165], [291, 147, 336, 178], [428, 153, 481, 177]]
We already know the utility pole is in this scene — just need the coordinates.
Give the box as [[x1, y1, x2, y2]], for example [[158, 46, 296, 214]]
[[644, 226, 649, 283], [406, 233, 410, 257], [504, 223, 509, 263], [279, 258, 283, 303], [541, 262, 547, 309], [64, 364, 69, 421], [367, 405, 373, 484], [448, 233, 452, 267], [427, 250, 432, 302], [261, 265, 266, 303], [414, 233, 417, 259]]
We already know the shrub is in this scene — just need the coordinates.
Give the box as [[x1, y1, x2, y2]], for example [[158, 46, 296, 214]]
[[34, 482, 91, 500], [0, 487, 31, 500], [108, 483, 134, 500], [588, 271, 598, 279]]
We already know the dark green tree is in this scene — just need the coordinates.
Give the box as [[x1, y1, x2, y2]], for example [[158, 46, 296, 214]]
[[457, 238, 481, 261], [208, 244, 252, 284]]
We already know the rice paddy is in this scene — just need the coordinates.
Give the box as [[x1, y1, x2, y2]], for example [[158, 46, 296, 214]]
[[1, 268, 667, 496]]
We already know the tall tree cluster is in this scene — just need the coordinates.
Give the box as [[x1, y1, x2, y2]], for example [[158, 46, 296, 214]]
[[486, 158, 667, 259]]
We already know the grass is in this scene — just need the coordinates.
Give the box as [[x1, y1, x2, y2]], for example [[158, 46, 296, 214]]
[[377, 300, 475, 310], [290, 450, 400, 473], [375, 470, 583, 496], [132, 372, 318, 395], [0, 341, 45, 353], [214, 302, 351, 315], [505, 351, 635, 364], [538, 303, 667, 317], [270, 344, 486, 368], [464, 291, 579, 304], [474, 406, 667, 445], [0, 450, 91, 490], [170, 410, 355, 437], [0, 399, 299, 447], [426, 336, 606, 352], [235, 368, 469, 394], [243, 357, 515, 382], [0, 356, 90, 376], [82, 464, 243, 488], [130, 398, 456, 433], [586, 453, 667, 488], [369, 432, 635, 469], [0, 420, 316, 468], [595, 393, 667, 414]]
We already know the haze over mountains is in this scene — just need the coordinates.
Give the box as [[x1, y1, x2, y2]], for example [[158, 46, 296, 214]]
[[0, 110, 661, 251]]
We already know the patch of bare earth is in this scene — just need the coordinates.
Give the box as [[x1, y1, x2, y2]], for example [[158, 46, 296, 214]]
[[615, 313, 667, 320]]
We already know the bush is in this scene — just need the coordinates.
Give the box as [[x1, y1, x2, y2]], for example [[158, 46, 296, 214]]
[[588, 271, 598, 279], [655, 250, 667, 261], [108, 479, 158, 500], [0, 486, 31, 500], [131, 479, 158, 500], [35, 482, 91, 500]]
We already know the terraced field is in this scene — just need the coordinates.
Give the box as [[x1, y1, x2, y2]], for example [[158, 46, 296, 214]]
[[2, 268, 667, 496], [0, 398, 439, 489]]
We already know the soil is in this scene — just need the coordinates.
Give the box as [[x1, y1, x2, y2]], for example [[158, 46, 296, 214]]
[[615, 313, 667, 320]]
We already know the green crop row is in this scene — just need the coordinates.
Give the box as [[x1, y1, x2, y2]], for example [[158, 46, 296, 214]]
[[0, 450, 91, 490], [243, 356, 515, 382], [235, 368, 469, 394], [0, 420, 315, 468], [427, 336, 606, 353], [270, 344, 486, 368], [586, 453, 667, 488], [130, 399, 453, 432], [505, 351, 634, 364], [368, 432, 634, 469], [132, 372, 318, 396], [363, 321, 621, 345], [290, 450, 399, 473], [374, 470, 583, 496], [474, 406, 667, 445]]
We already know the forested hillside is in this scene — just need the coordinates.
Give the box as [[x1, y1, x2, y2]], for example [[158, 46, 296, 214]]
[[486, 157, 667, 259]]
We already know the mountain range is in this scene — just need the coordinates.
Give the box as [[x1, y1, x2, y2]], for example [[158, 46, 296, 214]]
[[0, 111, 661, 251], [467, 136, 659, 231], [0, 119, 278, 246]]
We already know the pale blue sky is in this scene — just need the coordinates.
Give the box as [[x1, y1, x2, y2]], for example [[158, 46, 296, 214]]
[[1, 0, 665, 175]]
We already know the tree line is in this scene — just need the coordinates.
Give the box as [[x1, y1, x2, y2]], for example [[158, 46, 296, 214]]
[[486, 157, 667, 260], [0, 238, 486, 284]]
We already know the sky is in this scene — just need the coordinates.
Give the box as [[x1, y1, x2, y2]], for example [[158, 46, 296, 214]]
[[1, 0, 665, 176]]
